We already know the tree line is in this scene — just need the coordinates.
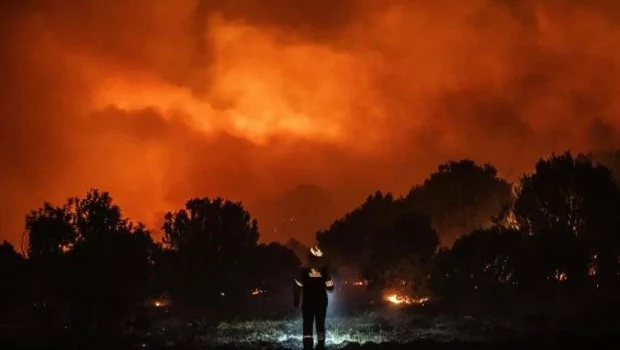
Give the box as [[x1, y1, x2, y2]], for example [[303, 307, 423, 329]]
[[319, 151, 620, 310], [0, 150, 619, 335], [1, 192, 299, 335]]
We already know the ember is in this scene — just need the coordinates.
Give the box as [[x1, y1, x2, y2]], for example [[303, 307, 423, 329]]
[[251, 288, 266, 296], [152, 299, 169, 308], [554, 271, 568, 282], [342, 280, 369, 287]]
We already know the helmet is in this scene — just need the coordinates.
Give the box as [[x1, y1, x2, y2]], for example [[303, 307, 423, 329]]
[[309, 246, 323, 257]]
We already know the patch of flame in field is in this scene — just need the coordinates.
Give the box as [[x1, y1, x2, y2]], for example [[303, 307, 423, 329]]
[[342, 280, 369, 287], [385, 293, 430, 305]]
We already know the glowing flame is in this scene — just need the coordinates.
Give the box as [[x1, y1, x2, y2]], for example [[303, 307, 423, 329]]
[[588, 255, 598, 276], [386, 294, 406, 304], [251, 288, 266, 296], [554, 270, 568, 282], [385, 293, 430, 305], [152, 298, 169, 308], [343, 280, 369, 286]]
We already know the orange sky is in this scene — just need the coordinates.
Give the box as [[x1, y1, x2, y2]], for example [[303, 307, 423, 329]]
[[1, 0, 619, 248]]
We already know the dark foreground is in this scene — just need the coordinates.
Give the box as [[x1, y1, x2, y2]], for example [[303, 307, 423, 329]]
[[213, 335, 620, 350], [2, 308, 619, 350], [2, 335, 620, 350]]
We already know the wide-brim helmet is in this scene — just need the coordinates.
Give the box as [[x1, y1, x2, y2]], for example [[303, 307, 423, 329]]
[[309, 246, 323, 257]]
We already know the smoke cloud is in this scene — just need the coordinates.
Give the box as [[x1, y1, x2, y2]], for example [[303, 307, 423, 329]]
[[1, 0, 619, 246]]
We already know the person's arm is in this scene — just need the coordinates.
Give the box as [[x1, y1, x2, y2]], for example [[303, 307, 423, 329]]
[[293, 269, 304, 307], [324, 267, 335, 293]]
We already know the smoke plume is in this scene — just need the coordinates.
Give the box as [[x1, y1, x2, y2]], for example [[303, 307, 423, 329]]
[[1, 0, 619, 246]]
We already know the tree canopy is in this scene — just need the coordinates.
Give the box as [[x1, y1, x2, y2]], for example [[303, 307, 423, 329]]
[[24, 189, 158, 335], [515, 152, 620, 290], [316, 191, 403, 270], [405, 160, 513, 247], [162, 197, 260, 307]]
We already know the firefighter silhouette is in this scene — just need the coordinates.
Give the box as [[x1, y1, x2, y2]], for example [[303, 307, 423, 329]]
[[294, 246, 334, 350]]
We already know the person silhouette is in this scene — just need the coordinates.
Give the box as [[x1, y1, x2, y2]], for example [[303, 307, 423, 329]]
[[293, 246, 334, 350]]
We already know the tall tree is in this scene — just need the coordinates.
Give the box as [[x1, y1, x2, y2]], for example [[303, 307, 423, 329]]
[[431, 228, 523, 301], [25, 189, 157, 335], [162, 197, 259, 307], [366, 212, 439, 296], [26, 202, 76, 317], [587, 149, 620, 187], [404, 160, 513, 247], [515, 152, 620, 291], [316, 191, 403, 270], [244, 242, 301, 312], [27, 202, 75, 260]]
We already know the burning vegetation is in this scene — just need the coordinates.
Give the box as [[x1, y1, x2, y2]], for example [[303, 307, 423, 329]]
[[384, 293, 430, 306], [342, 280, 369, 287]]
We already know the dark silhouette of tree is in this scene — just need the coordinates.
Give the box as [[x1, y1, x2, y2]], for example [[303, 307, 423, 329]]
[[162, 197, 259, 308], [404, 160, 513, 247], [366, 213, 439, 296], [0, 241, 27, 322], [514, 152, 620, 293], [431, 228, 523, 302], [243, 242, 301, 312], [25, 189, 157, 336], [588, 149, 620, 187], [26, 202, 75, 326], [13, 149, 620, 334], [27, 202, 75, 259], [316, 191, 403, 270]]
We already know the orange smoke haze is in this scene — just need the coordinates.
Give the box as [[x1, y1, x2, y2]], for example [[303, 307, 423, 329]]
[[1, 0, 619, 247]]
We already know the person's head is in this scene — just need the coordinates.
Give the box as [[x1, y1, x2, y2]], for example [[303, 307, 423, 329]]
[[307, 246, 323, 268]]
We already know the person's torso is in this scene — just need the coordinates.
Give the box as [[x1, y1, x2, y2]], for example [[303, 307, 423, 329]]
[[301, 266, 328, 304]]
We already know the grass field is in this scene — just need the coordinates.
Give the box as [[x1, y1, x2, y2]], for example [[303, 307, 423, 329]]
[[3, 299, 620, 349], [212, 313, 484, 347], [140, 302, 620, 349], [145, 307, 527, 349]]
